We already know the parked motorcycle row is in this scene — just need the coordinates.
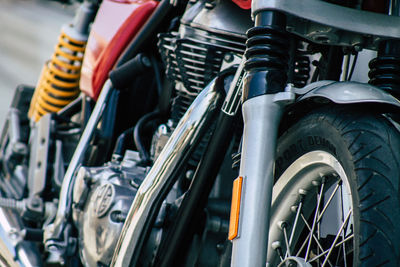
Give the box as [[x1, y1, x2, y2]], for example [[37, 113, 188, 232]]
[[0, 0, 399, 266]]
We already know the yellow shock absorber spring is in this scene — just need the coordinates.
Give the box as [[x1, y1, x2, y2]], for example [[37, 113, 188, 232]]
[[29, 30, 87, 122]]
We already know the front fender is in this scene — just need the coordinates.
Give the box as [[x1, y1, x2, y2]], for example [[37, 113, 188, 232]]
[[296, 80, 400, 108]]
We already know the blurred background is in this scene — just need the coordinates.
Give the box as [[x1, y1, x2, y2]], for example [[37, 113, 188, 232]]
[[0, 0, 74, 124]]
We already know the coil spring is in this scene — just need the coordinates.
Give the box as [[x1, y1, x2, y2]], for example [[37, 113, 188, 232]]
[[368, 55, 400, 97], [244, 26, 289, 72], [29, 30, 86, 122], [293, 51, 311, 88]]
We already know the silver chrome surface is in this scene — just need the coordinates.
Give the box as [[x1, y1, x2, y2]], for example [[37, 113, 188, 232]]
[[111, 78, 224, 266], [182, 0, 252, 39], [268, 151, 353, 266], [28, 114, 51, 202], [73, 151, 146, 267], [222, 57, 245, 116], [62, 1, 97, 42], [252, 0, 400, 49], [0, 204, 42, 266], [297, 81, 400, 107], [44, 81, 114, 249], [277, 257, 312, 267], [231, 91, 294, 267]]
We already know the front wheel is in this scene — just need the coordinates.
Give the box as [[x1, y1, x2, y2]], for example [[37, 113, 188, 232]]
[[268, 106, 400, 266]]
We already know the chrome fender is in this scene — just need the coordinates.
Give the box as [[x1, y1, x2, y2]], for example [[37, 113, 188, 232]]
[[296, 80, 400, 108]]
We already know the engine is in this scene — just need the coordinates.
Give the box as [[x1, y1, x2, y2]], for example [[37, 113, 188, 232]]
[[159, 0, 249, 124], [72, 150, 147, 266], [152, 0, 250, 162], [72, 0, 251, 265]]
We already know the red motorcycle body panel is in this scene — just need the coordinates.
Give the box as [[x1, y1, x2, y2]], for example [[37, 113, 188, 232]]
[[80, 0, 158, 100], [231, 0, 251, 9]]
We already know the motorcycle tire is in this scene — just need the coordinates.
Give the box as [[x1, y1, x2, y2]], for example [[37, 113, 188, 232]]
[[269, 106, 400, 266]]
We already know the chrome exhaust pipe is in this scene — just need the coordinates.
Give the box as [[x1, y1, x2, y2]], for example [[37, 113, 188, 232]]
[[111, 76, 226, 266]]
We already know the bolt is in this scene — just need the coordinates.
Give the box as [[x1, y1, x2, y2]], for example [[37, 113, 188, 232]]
[[298, 189, 308, 196], [12, 142, 27, 155], [8, 228, 19, 240], [140, 55, 151, 68], [312, 180, 321, 187], [271, 241, 284, 260], [167, 119, 174, 128], [278, 221, 288, 230], [224, 53, 234, 63], [186, 170, 194, 180], [354, 44, 363, 52], [271, 240, 282, 250]]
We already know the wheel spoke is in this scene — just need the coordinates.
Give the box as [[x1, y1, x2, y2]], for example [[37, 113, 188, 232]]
[[283, 226, 291, 256], [301, 213, 333, 267], [296, 231, 312, 257], [286, 201, 303, 258], [340, 184, 348, 267], [305, 181, 325, 261], [317, 181, 341, 223], [321, 209, 352, 267], [308, 234, 354, 263]]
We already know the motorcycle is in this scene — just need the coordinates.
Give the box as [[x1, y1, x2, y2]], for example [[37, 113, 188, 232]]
[[0, 0, 399, 266]]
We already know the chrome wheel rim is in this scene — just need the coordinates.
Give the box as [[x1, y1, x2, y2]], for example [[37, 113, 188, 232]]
[[268, 151, 354, 267]]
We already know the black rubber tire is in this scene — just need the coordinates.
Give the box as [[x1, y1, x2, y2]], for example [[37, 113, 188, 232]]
[[275, 106, 400, 266]]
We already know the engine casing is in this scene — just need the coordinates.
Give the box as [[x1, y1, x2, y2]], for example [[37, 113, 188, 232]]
[[72, 151, 147, 266]]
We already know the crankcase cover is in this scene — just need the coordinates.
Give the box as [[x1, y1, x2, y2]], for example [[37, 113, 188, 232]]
[[72, 151, 146, 266]]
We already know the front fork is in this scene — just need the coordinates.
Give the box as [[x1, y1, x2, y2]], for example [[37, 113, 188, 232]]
[[231, 11, 294, 266]]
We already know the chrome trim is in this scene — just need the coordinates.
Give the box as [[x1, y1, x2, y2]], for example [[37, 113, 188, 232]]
[[268, 151, 352, 266], [222, 58, 245, 116], [111, 77, 224, 266], [297, 81, 400, 107], [252, 0, 400, 49], [0, 206, 42, 266], [231, 91, 294, 267], [182, 0, 252, 39], [44, 81, 114, 248]]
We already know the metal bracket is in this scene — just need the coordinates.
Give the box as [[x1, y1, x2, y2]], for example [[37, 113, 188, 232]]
[[252, 0, 400, 49]]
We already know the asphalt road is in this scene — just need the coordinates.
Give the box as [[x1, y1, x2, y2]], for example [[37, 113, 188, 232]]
[[0, 0, 74, 125]]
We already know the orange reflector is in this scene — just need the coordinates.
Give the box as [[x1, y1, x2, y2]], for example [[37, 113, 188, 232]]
[[228, 176, 243, 240]]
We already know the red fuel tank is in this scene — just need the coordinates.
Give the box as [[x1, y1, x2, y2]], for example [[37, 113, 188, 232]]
[[80, 0, 158, 100]]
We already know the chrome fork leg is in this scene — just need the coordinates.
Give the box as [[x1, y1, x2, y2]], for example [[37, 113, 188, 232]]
[[231, 9, 293, 266], [231, 91, 293, 267]]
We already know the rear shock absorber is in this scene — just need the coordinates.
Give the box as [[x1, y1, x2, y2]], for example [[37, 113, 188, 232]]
[[28, 1, 98, 122], [243, 11, 290, 98], [368, 39, 400, 98]]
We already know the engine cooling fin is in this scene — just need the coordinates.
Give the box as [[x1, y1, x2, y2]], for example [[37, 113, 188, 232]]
[[158, 26, 246, 123]]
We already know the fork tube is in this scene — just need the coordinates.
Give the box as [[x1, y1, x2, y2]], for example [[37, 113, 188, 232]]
[[231, 11, 293, 267]]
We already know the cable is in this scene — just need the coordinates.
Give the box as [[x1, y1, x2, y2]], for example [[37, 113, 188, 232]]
[[133, 111, 160, 164]]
